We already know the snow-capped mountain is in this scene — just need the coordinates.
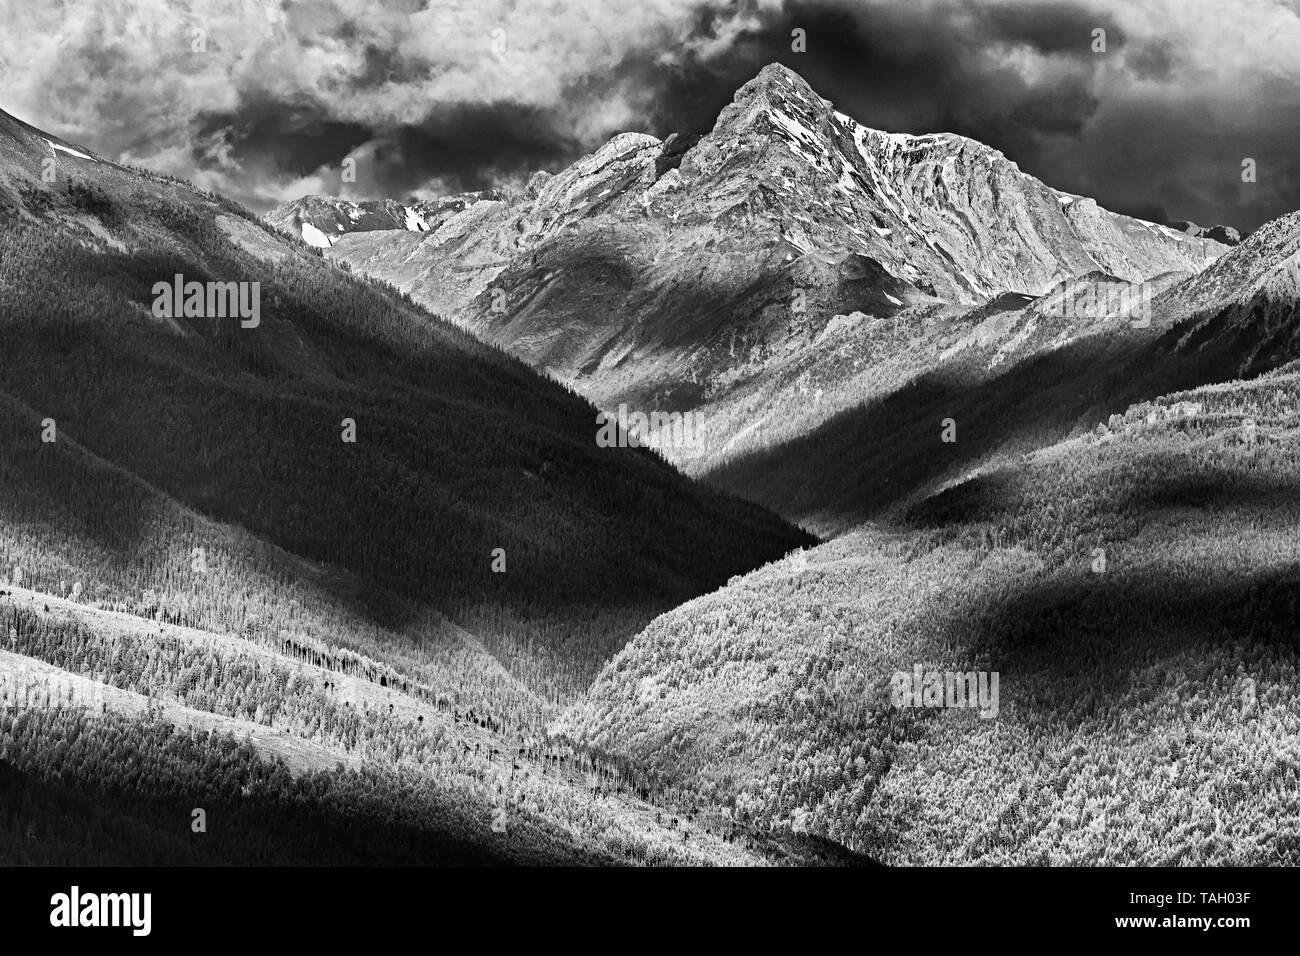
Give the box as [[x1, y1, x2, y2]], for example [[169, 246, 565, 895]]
[[269, 63, 1228, 311], [266, 196, 424, 247], [265, 190, 512, 249], [652, 63, 1227, 300], [262, 62, 1299, 506], [451, 63, 1235, 410]]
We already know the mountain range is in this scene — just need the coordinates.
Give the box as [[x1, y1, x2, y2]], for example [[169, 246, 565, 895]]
[[3, 60, 1299, 866], [269, 63, 1285, 533]]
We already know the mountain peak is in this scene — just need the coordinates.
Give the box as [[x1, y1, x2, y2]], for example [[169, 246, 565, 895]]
[[733, 62, 829, 112], [269, 54, 1235, 321], [751, 61, 813, 87], [681, 62, 836, 181]]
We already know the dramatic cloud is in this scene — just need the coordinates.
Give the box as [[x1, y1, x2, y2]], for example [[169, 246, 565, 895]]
[[0, 0, 1296, 230]]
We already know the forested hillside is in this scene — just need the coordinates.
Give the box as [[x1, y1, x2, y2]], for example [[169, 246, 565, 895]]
[[0, 108, 832, 866], [0, 596, 802, 866], [0, 105, 810, 705], [559, 368, 1300, 864], [1, 709, 561, 866]]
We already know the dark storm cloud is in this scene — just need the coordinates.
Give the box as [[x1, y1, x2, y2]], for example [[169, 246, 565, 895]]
[[379, 103, 582, 195], [1008, 80, 1100, 136], [1, 0, 1296, 230], [195, 103, 372, 180], [976, 0, 1118, 55], [1070, 77, 1300, 237], [1126, 40, 1177, 81], [196, 94, 581, 202]]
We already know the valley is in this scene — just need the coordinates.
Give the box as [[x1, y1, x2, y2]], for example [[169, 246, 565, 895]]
[[2, 57, 1298, 867], [0, 97, 838, 865]]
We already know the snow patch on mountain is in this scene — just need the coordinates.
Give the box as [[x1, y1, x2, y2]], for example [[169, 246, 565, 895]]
[[403, 206, 428, 232], [45, 139, 96, 162], [301, 222, 333, 248]]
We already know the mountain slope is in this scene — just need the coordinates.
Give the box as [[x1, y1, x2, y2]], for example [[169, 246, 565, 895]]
[[700, 211, 1300, 534], [0, 103, 870, 864], [0, 103, 811, 707], [0, 588, 786, 866], [558, 366, 1300, 864]]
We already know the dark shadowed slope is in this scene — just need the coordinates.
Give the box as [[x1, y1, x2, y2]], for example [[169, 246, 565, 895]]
[[0, 104, 811, 706], [701, 212, 1300, 535]]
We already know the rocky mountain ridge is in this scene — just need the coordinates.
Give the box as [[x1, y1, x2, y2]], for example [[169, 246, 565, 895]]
[[269, 63, 1230, 318]]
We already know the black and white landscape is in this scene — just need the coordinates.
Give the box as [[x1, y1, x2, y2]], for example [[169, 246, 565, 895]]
[[1, 0, 1299, 873]]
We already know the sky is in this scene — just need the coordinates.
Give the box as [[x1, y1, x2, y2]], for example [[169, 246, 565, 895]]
[[0, 0, 1296, 231]]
